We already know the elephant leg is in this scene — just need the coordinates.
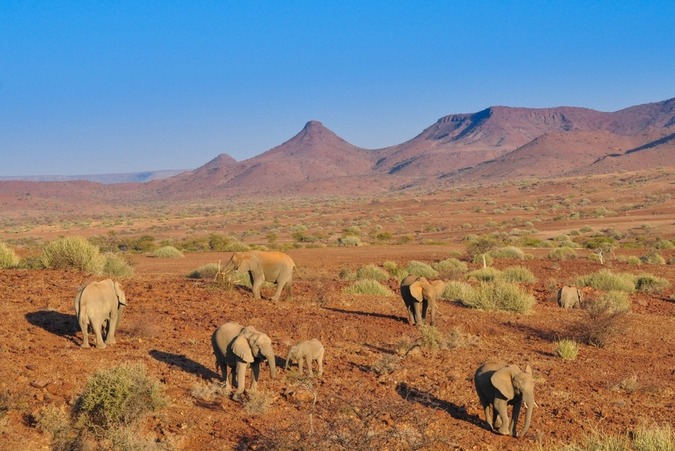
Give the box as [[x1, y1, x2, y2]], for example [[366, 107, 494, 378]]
[[317, 356, 323, 377], [298, 356, 304, 375], [483, 404, 494, 430], [306, 357, 313, 377], [249, 362, 260, 392], [413, 302, 424, 326], [251, 274, 263, 299], [405, 303, 415, 325], [494, 399, 510, 435], [91, 319, 107, 349], [271, 282, 284, 302], [79, 317, 91, 348], [428, 301, 436, 326], [233, 363, 247, 399], [105, 311, 117, 345], [223, 365, 232, 390]]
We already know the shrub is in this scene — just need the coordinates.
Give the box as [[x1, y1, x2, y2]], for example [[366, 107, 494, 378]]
[[632, 422, 674, 451], [641, 252, 666, 265], [0, 242, 20, 268], [573, 301, 626, 348], [459, 281, 535, 313], [472, 253, 494, 266], [501, 266, 537, 283], [596, 290, 631, 313], [635, 274, 670, 294], [490, 246, 526, 260], [556, 339, 579, 360], [337, 236, 361, 247], [382, 260, 408, 279], [654, 239, 674, 250], [243, 390, 275, 416], [343, 279, 395, 296], [75, 363, 165, 434], [418, 325, 444, 351], [41, 237, 104, 274], [405, 260, 438, 278], [576, 269, 635, 292], [102, 253, 134, 278], [432, 258, 467, 278], [467, 267, 501, 282], [187, 263, 220, 279], [443, 281, 473, 302], [548, 247, 577, 261], [626, 256, 642, 266], [152, 246, 184, 258], [355, 264, 390, 281]]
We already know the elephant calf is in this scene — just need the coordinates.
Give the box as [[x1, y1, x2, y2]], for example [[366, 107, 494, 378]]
[[74, 279, 127, 349], [285, 338, 325, 377], [212, 322, 277, 400], [400, 275, 445, 326], [474, 361, 536, 438], [557, 285, 583, 309]]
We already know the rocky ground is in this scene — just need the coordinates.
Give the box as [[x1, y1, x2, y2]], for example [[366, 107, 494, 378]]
[[1, 245, 674, 450]]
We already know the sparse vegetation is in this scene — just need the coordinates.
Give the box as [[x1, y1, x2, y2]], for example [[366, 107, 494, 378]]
[[431, 258, 467, 278], [556, 339, 579, 360], [405, 260, 438, 278], [101, 252, 134, 277], [187, 263, 220, 279], [576, 269, 635, 292], [634, 273, 670, 294], [548, 247, 577, 261], [458, 281, 535, 313], [0, 242, 20, 268], [40, 236, 104, 274], [501, 265, 537, 283], [344, 279, 395, 296], [153, 245, 184, 258], [355, 264, 390, 281]]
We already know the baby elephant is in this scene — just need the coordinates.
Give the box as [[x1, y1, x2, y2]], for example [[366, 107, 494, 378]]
[[285, 338, 325, 377], [557, 285, 583, 309]]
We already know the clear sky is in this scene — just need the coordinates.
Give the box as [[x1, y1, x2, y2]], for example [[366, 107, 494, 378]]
[[1, 1, 674, 176]]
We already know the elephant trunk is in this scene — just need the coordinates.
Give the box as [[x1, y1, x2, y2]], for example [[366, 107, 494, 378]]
[[518, 394, 535, 438], [264, 349, 277, 379]]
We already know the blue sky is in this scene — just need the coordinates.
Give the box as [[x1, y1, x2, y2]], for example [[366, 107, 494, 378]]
[[1, 1, 674, 176]]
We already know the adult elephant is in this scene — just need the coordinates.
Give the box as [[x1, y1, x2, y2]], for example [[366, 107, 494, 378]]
[[400, 275, 445, 326], [211, 322, 276, 399], [224, 251, 295, 301], [557, 285, 583, 309], [74, 279, 127, 349], [474, 361, 536, 438]]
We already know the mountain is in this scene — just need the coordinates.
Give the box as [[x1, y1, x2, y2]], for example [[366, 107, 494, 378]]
[[0, 169, 186, 184], [2, 97, 673, 201]]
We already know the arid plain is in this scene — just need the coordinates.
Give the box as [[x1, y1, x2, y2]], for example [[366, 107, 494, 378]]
[[0, 168, 674, 450]]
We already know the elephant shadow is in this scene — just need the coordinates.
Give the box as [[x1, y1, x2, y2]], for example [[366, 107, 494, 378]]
[[25, 310, 79, 345], [149, 349, 220, 380], [504, 322, 560, 343], [322, 307, 407, 324], [396, 382, 483, 427]]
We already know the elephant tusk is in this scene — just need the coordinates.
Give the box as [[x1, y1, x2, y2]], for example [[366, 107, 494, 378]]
[[524, 402, 529, 409], [533, 401, 539, 408]]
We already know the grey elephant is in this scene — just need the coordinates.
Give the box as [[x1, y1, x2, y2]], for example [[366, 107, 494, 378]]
[[224, 250, 295, 301], [212, 322, 277, 399], [557, 285, 583, 309], [285, 338, 325, 377], [474, 361, 536, 438], [400, 275, 445, 326], [74, 279, 127, 349]]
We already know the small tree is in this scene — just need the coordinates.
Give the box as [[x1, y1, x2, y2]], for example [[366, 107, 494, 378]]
[[466, 237, 498, 268]]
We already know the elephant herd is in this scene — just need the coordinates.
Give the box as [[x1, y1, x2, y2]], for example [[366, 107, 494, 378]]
[[70, 250, 591, 439]]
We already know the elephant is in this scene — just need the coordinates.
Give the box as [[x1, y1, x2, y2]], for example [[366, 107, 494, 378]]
[[211, 322, 277, 399], [557, 285, 583, 309], [474, 361, 536, 438], [223, 250, 295, 301], [400, 275, 445, 326], [285, 338, 325, 377], [74, 279, 127, 349]]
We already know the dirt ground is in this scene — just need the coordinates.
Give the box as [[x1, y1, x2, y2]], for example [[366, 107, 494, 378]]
[[0, 172, 674, 450], [1, 246, 674, 450]]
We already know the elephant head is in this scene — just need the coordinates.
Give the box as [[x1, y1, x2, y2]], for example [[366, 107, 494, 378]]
[[232, 329, 277, 379], [491, 364, 535, 437]]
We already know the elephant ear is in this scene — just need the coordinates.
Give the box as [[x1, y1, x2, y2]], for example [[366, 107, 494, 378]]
[[113, 281, 127, 306], [525, 365, 532, 375], [409, 282, 424, 302], [232, 335, 254, 363], [491, 366, 516, 400]]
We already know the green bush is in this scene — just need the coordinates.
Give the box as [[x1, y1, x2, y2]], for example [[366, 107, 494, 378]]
[[467, 267, 501, 282], [187, 263, 220, 279], [641, 252, 666, 265], [635, 274, 670, 294], [459, 281, 535, 313], [40, 237, 104, 274], [548, 247, 577, 261], [576, 269, 635, 292], [632, 422, 675, 451], [442, 281, 473, 302], [152, 246, 184, 258], [382, 261, 408, 279], [0, 242, 20, 269], [596, 290, 631, 313], [432, 258, 467, 278], [626, 256, 642, 266], [405, 260, 438, 278], [501, 266, 537, 283], [75, 364, 165, 434], [337, 236, 361, 247], [343, 279, 395, 296], [472, 253, 494, 266], [355, 264, 390, 281], [418, 325, 443, 351], [490, 246, 526, 260], [102, 253, 134, 278], [556, 339, 579, 361], [654, 239, 674, 250]]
